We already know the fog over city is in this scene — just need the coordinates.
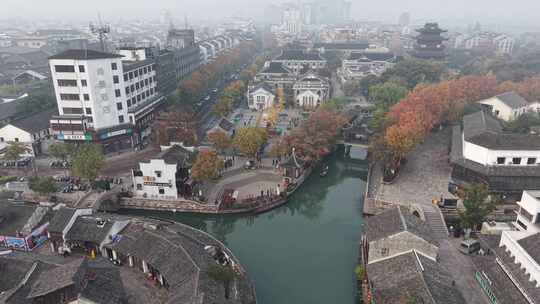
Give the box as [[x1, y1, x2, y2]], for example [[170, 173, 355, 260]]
[[2, 0, 540, 28], [2, 0, 540, 304]]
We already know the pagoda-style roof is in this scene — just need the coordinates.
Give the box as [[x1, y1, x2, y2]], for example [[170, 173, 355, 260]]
[[416, 23, 447, 34]]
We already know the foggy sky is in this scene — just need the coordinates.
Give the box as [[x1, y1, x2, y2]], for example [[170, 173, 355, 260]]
[[2, 0, 540, 28]]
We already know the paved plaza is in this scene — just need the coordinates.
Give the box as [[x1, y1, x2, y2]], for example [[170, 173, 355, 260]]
[[369, 127, 457, 207]]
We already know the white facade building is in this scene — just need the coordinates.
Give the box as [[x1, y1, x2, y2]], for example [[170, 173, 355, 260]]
[[48, 49, 162, 150], [133, 159, 178, 200], [493, 34, 515, 55], [477, 91, 529, 122], [132, 145, 195, 200], [515, 190, 540, 233], [340, 52, 396, 82], [247, 83, 276, 111], [293, 73, 330, 108]]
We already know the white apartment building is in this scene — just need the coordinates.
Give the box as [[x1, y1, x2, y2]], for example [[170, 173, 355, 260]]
[[499, 191, 540, 289], [48, 49, 163, 152], [282, 7, 303, 35], [515, 190, 540, 233], [339, 52, 396, 82]]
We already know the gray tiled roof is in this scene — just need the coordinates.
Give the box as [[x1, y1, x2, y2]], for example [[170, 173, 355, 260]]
[[313, 42, 370, 50], [65, 217, 113, 244], [260, 62, 292, 74], [27, 258, 85, 299], [347, 52, 395, 61], [275, 50, 324, 61], [159, 145, 196, 167], [364, 207, 439, 246], [47, 207, 76, 233], [367, 251, 465, 304], [0, 257, 35, 293], [0, 202, 37, 236], [517, 233, 540, 265], [462, 111, 540, 150], [0, 100, 23, 121], [9, 109, 57, 134], [493, 91, 529, 109]]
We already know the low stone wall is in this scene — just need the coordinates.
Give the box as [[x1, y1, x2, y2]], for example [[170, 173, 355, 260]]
[[120, 197, 220, 213]]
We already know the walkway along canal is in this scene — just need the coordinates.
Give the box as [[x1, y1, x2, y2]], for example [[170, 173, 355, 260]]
[[121, 149, 367, 304]]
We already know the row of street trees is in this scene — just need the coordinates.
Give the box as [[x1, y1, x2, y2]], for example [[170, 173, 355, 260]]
[[176, 41, 258, 107], [213, 80, 246, 117]]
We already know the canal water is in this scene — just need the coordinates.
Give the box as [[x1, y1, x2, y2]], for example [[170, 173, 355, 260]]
[[122, 151, 367, 304]]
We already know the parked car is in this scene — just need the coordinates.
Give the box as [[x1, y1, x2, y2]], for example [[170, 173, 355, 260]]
[[459, 239, 481, 255]]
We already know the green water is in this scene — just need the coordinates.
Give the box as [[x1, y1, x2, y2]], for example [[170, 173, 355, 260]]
[[123, 152, 367, 304]]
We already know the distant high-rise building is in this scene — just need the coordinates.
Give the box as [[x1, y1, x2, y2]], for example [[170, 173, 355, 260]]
[[398, 12, 411, 27], [166, 29, 195, 49], [412, 23, 448, 60]]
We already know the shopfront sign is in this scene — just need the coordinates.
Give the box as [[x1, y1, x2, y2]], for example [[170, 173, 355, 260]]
[[58, 133, 92, 141], [143, 181, 172, 187], [99, 128, 133, 140]]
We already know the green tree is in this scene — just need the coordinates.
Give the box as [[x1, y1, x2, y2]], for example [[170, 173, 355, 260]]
[[29, 177, 57, 196], [233, 127, 268, 157], [381, 59, 445, 89], [48, 142, 75, 161], [458, 184, 497, 230], [207, 264, 237, 299], [319, 97, 347, 112], [71, 144, 105, 183], [191, 150, 224, 182], [3, 142, 28, 160], [369, 82, 409, 130]]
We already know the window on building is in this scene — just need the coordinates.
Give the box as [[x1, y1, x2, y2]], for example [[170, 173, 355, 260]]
[[145, 79, 149, 86], [127, 99, 131, 107], [143, 67, 147, 74], [57, 79, 77, 87], [115, 89, 121, 97], [129, 72, 133, 80], [0, 137, 4, 142], [113, 75, 119, 84], [528, 158, 537, 165], [79, 65, 85, 73], [134, 70, 139, 77], [60, 94, 80, 101], [62, 107, 83, 114], [98, 80, 106, 88], [155, 171, 162, 178], [55, 65, 75, 73], [124, 74, 128, 81], [14, 138, 19, 142], [517, 219, 527, 230], [83, 94, 89, 101], [141, 92, 146, 100], [380, 248, 389, 256], [159, 188, 165, 194], [140, 80, 144, 88], [117, 103, 123, 110], [497, 157, 505, 165], [81, 79, 87, 87], [131, 97, 136, 105], [137, 95, 141, 102], [136, 184, 142, 190], [85, 108, 92, 115], [150, 88, 154, 95], [111, 62, 118, 70], [512, 157, 522, 165], [125, 87, 130, 95], [130, 84, 135, 92], [118, 115, 124, 123], [135, 83, 140, 90], [149, 77, 153, 83]]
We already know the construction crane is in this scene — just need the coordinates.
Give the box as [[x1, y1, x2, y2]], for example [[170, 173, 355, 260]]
[[90, 13, 110, 52]]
